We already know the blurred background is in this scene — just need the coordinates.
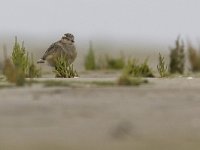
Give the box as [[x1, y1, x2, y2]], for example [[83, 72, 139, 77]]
[[2, 1, 200, 150], [1, 0, 200, 70]]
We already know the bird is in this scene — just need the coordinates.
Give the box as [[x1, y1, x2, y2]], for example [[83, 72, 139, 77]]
[[37, 33, 77, 66]]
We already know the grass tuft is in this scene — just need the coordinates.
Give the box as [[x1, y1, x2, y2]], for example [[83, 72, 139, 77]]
[[54, 54, 78, 78], [188, 42, 200, 72], [12, 37, 29, 75], [2, 37, 41, 86], [169, 36, 185, 74], [157, 53, 168, 77], [123, 59, 154, 78]]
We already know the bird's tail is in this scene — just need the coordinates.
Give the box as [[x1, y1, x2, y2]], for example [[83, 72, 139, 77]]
[[37, 58, 45, 63]]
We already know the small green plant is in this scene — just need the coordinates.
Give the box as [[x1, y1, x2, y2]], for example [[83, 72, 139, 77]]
[[12, 37, 29, 75], [188, 43, 200, 72], [3, 50, 25, 86], [169, 36, 185, 74], [105, 53, 125, 70], [123, 59, 154, 77], [157, 53, 168, 77], [12, 37, 41, 78], [2, 37, 41, 86], [84, 41, 96, 70], [54, 54, 78, 78], [3, 43, 25, 86]]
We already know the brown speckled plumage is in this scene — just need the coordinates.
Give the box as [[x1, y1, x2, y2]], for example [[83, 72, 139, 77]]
[[37, 33, 77, 66]]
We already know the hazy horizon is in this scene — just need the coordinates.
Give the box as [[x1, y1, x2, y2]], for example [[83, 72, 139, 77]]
[[0, 0, 200, 43], [0, 0, 200, 65]]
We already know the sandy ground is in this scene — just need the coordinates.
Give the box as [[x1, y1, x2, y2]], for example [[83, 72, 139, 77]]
[[0, 77, 200, 150]]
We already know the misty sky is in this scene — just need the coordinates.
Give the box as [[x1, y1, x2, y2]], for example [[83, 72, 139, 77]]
[[0, 0, 200, 42]]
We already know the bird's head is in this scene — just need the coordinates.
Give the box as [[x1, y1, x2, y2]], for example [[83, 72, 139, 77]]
[[61, 33, 75, 44]]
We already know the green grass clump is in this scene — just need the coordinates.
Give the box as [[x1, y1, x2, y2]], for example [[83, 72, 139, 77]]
[[105, 53, 125, 70], [123, 59, 154, 78], [54, 54, 78, 78], [84, 41, 96, 70], [3, 56, 25, 86], [188, 43, 200, 72], [2, 37, 41, 86], [12, 37, 29, 75], [157, 53, 168, 77], [169, 37, 185, 74], [117, 58, 152, 86], [12, 37, 41, 78]]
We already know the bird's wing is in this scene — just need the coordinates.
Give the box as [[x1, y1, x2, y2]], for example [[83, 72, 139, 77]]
[[42, 41, 62, 60]]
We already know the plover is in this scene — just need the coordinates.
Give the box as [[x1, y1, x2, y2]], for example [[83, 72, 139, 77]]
[[37, 33, 77, 66]]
